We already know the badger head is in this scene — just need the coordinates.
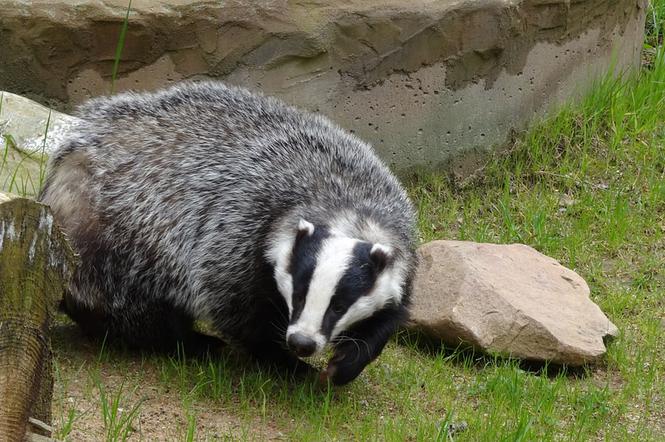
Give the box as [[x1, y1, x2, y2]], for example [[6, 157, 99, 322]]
[[266, 218, 408, 383]]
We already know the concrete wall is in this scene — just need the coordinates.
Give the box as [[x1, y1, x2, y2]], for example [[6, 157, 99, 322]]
[[0, 0, 647, 173]]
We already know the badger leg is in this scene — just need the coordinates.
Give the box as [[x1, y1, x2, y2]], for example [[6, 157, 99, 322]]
[[326, 306, 406, 385], [241, 334, 312, 375], [61, 293, 220, 355], [219, 293, 313, 376]]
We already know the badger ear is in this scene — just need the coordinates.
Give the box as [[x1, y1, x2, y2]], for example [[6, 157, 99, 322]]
[[296, 219, 315, 242], [369, 243, 393, 273]]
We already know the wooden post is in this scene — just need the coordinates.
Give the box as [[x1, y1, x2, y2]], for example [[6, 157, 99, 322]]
[[0, 192, 76, 441]]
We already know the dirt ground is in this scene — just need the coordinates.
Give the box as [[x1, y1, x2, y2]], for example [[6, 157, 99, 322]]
[[51, 321, 284, 441]]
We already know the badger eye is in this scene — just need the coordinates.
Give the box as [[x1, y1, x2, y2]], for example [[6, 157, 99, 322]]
[[331, 299, 345, 315]]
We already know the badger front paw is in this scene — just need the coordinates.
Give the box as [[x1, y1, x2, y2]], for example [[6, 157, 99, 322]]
[[321, 307, 405, 385], [322, 341, 371, 386]]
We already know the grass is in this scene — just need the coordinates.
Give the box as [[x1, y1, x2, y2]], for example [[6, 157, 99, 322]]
[[646, 0, 665, 48], [94, 372, 144, 442], [3, 0, 664, 440]]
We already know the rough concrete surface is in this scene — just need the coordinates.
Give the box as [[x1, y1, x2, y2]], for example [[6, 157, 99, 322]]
[[409, 241, 619, 366], [0, 0, 647, 172]]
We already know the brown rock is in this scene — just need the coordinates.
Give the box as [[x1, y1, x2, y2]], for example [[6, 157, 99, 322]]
[[409, 240, 618, 366]]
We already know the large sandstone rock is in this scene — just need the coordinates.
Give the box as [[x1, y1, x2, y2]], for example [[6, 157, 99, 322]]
[[0, 0, 646, 173], [409, 241, 618, 366]]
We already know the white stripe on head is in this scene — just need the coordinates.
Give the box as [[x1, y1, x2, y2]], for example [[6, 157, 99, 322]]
[[266, 218, 317, 315], [286, 236, 357, 353], [266, 230, 297, 314]]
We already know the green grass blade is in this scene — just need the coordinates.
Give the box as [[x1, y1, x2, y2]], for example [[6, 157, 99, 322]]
[[110, 0, 132, 94], [38, 109, 51, 190]]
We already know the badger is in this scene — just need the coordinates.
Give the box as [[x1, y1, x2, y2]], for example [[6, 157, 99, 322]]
[[39, 81, 418, 385]]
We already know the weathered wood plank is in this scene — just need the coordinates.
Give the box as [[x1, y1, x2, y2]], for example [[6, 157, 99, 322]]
[[0, 191, 76, 441]]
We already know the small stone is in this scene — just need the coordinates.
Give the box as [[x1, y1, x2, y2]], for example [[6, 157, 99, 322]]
[[436, 419, 468, 437], [448, 421, 469, 436], [558, 194, 576, 207], [408, 240, 618, 366]]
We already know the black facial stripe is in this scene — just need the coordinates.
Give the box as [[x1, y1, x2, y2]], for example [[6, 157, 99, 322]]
[[321, 242, 380, 338], [289, 225, 329, 323]]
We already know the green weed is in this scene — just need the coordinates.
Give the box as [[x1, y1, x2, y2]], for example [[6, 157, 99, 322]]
[[92, 371, 144, 442]]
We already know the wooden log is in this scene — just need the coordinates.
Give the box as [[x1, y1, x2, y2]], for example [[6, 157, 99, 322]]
[[0, 192, 76, 441]]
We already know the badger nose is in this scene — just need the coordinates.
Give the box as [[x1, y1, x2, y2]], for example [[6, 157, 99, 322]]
[[287, 333, 317, 357]]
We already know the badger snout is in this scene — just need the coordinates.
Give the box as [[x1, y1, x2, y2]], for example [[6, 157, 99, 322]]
[[287, 333, 317, 357], [286, 324, 326, 357]]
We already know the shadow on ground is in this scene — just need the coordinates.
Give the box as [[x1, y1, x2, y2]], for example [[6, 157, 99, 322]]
[[395, 329, 591, 379]]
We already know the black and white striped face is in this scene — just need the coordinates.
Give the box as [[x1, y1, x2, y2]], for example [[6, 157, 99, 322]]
[[268, 219, 404, 358]]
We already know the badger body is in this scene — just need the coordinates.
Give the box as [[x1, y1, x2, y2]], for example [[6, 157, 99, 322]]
[[40, 82, 418, 385]]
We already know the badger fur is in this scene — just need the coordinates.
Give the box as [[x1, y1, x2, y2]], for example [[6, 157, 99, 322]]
[[39, 81, 418, 385]]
